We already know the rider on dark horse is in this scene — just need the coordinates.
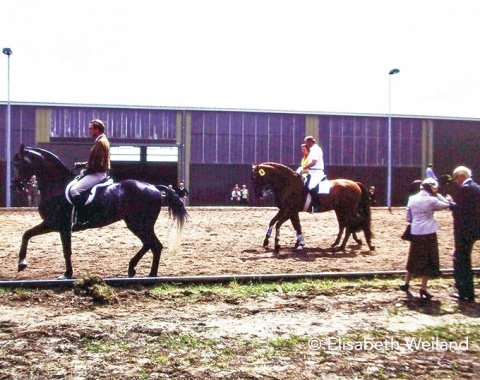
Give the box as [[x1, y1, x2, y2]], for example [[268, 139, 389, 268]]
[[295, 136, 326, 212], [69, 119, 110, 231]]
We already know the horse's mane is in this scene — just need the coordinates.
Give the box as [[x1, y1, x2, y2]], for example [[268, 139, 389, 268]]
[[26, 147, 71, 175], [259, 162, 296, 177]]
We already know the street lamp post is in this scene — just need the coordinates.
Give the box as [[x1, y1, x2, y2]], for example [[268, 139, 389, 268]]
[[387, 68, 400, 212], [3, 47, 12, 208]]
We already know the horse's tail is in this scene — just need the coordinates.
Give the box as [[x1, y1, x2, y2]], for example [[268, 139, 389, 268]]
[[156, 185, 189, 253], [356, 182, 373, 238]]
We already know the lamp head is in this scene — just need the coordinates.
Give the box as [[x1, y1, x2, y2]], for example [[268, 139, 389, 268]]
[[389, 68, 400, 75], [2, 48, 12, 56]]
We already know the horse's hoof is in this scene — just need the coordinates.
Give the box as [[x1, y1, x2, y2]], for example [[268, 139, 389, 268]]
[[262, 240, 269, 247], [369, 245, 376, 251], [57, 274, 72, 280], [128, 269, 136, 278], [18, 260, 28, 272], [294, 244, 304, 252], [148, 273, 158, 278]]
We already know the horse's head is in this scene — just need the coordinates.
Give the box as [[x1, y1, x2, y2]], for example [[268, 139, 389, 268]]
[[251, 162, 299, 199], [13, 144, 35, 190], [13, 144, 72, 191], [251, 164, 270, 199]]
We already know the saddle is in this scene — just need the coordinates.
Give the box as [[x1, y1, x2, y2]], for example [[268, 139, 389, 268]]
[[65, 177, 113, 205], [302, 176, 331, 213]]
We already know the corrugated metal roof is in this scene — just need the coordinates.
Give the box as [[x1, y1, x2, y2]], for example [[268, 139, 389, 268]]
[[2, 101, 479, 122]]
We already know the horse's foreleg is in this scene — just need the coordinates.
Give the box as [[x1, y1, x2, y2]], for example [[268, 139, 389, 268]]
[[18, 222, 55, 272], [273, 215, 290, 255], [59, 229, 73, 280], [264, 211, 281, 247], [263, 226, 273, 247]]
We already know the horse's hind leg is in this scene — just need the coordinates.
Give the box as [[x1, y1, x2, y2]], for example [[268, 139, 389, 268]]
[[128, 245, 150, 278], [126, 224, 163, 277], [339, 229, 352, 251], [331, 215, 346, 249], [352, 232, 363, 245], [363, 228, 375, 251]]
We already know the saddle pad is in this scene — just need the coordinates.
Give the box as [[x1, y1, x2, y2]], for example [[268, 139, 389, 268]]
[[318, 180, 331, 194]]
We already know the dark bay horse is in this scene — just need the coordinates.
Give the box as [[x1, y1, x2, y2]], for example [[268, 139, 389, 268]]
[[251, 162, 374, 253], [13, 145, 188, 279]]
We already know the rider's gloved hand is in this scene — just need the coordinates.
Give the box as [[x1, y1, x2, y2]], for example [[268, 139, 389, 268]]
[[295, 167, 304, 175]]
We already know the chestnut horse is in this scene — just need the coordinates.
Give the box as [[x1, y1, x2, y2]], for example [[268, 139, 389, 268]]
[[251, 162, 374, 253]]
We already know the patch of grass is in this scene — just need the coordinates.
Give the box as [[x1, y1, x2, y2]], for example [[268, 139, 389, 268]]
[[83, 340, 131, 353], [149, 277, 403, 300], [84, 341, 114, 353], [160, 333, 219, 350], [409, 322, 480, 344], [268, 335, 309, 350], [13, 287, 31, 294]]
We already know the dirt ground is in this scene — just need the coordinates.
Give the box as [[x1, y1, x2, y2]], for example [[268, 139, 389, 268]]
[[0, 207, 479, 379], [1, 207, 478, 280]]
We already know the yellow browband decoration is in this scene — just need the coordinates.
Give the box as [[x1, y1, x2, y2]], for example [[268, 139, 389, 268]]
[[258, 169, 265, 176]]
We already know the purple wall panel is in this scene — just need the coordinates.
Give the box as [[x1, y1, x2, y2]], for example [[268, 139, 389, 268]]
[[268, 114, 282, 163], [230, 114, 244, 163], [202, 112, 217, 163], [254, 114, 269, 163], [217, 113, 231, 163], [242, 113, 257, 164]]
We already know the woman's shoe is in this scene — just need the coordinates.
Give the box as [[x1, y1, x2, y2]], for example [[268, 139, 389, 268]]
[[419, 289, 433, 300], [398, 283, 409, 292]]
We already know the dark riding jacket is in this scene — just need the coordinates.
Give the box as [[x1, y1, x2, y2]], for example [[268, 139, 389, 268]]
[[82, 134, 111, 174]]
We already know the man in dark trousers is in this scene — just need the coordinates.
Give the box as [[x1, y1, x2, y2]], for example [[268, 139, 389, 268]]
[[449, 166, 479, 302]]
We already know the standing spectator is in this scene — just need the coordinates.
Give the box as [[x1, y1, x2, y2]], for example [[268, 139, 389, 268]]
[[240, 184, 249, 206], [425, 163, 437, 180], [448, 166, 479, 302], [176, 182, 189, 204], [369, 186, 377, 206], [398, 178, 451, 300], [26, 175, 39, 207], [231, 185, 241, 205]]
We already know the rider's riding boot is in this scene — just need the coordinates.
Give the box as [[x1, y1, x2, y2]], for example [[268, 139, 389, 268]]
[[71, 195, 90, 232], [310, 190, 320, 213]]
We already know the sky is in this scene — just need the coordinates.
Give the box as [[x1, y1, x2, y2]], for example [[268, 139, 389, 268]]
[[1, 0, 479, 119]]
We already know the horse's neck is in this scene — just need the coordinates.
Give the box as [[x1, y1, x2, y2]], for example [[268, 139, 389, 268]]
[[35, 163, 72, 192], [268, 168, 296, 191]]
